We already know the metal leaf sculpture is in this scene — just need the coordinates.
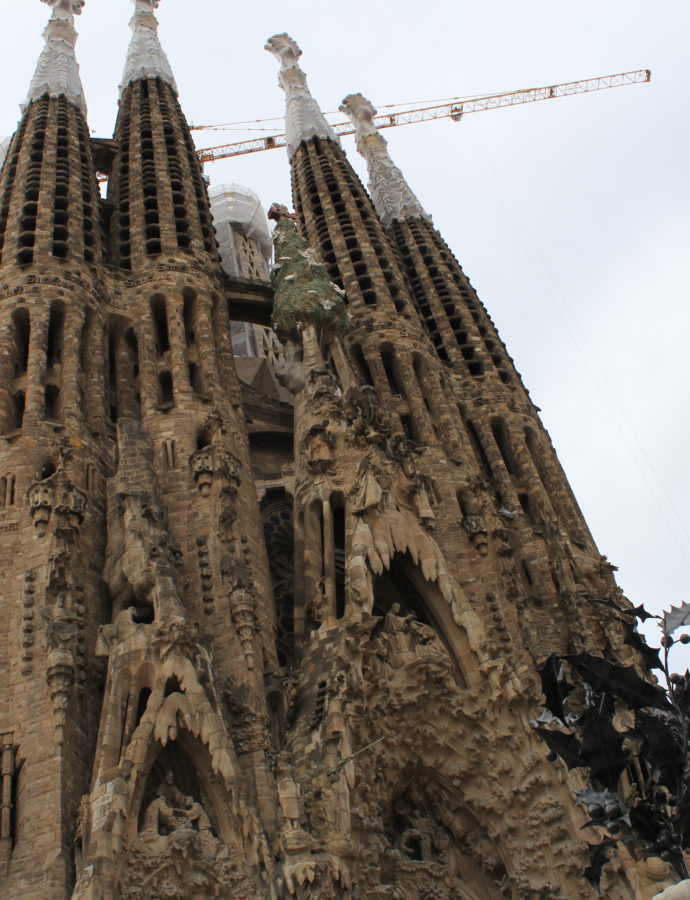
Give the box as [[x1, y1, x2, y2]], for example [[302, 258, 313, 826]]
[[664, 601, 690, 636]]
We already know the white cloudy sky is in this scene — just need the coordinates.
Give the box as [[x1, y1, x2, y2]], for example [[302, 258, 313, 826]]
[[4, 0, 689, 655]]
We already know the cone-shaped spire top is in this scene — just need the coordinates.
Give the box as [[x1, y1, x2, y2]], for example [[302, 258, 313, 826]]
[[23, 0, 87, 114], [340, 92, 429, 225], [120, 0, 177, 97], [265, 34, 340, 159]]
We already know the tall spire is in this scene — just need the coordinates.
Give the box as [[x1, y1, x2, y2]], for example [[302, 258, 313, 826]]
[[340, 92, 429, 225], [120, 0, 177, 97], [23, 0, 87, 114], [265, 34, 340, 159]]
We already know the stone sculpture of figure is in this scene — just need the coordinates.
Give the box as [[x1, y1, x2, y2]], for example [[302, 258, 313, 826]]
[[352, 455, 385, 514], [303, 422, 335, 474], [142, 772, 212, 840], [157, 770, 188, 809], [345, 385, 391, 447], [275, 753, 301, 829], [28, 480, 54, 536], [382, 604, 416, 661], [459, 482, 489, 555], [275, 339, 305, 394], [143, 795, 177, 839]]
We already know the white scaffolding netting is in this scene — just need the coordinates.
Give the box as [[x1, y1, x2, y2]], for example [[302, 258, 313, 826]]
[[209, 183, 272, 278]]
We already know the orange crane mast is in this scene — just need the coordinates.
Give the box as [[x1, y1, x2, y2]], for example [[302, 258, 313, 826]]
[[193, 69, 651, 165]]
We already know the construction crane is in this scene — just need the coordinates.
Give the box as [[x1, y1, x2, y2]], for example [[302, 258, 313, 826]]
[[192, 69, 650, 165]]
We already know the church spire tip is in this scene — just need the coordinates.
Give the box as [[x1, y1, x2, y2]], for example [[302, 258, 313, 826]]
[[265, 33, 340, 159], [120, 0, 177, 97], [23, 0, 87, 115], [340, 92, 429, 225]]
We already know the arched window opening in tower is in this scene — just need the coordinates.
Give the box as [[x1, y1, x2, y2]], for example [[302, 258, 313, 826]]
[[134, 688, 152, 732], [157, 371, 174, 409], [524, 426, 551, 494], [46, 301, 65, 370], [521, 559, 534, 586], [381, 345, 402, 397], [44, 384, 60, 421], [0, 474, 16, 507], [10, 392, 25, 432], [261, 490, 295, 669], [123, 327, 141, 417], [350, 344, 373, 387], [150, 295, 170, 356], [106, 329, 118, 424], [491, 418, 520, 478], [182, 290, 197, 346], [461, 412, 493, 482], [372, 553, 467, 687], [11, 309, 30, 378], [162, 439, 176, 469]]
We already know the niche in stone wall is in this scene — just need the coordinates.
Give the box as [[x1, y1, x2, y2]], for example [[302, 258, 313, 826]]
[[119, 733, 254, 900], [377, 775, 509, 900], [372, 553, 468, 688]]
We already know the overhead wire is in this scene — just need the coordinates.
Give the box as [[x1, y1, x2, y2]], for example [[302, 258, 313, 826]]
[[460, 122, 690, 573]]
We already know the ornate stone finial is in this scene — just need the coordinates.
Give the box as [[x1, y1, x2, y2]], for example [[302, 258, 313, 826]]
[[265, 33, 340, 159], [23, 0, 87, 114], [340, 92, 430, 226], [41, 0, 85, 13], [120, 0, 177, 97]]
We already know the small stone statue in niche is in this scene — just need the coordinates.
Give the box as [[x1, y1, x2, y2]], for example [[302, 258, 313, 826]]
[[142, 771, 213, 841]]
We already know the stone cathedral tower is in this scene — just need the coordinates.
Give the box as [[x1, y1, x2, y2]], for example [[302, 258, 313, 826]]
[[0, 3, 658, 899]]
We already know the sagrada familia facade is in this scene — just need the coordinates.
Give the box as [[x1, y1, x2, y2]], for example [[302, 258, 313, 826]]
[[0, 1, 671, 898]]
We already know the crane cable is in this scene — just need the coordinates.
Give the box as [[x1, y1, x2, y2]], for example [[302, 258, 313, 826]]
[[460, 124, 690, 573]]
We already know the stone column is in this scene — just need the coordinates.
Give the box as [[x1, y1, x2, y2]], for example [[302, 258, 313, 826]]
[[61, 305, 85, 429], [25, 311, 48, 425], [0, 318, 16, 433]]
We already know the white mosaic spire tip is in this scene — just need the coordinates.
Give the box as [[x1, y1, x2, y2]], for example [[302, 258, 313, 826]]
[[120, 0, 177, 97], [340, 92, 429, 226], [23, 0, 87, 115], [265, 33, 340, 159]]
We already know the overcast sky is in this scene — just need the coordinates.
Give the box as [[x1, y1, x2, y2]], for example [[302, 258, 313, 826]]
[[3, 0, 689, 656]]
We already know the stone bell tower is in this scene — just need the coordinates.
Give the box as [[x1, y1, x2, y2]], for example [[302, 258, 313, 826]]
[[0, 3, 662, 899]]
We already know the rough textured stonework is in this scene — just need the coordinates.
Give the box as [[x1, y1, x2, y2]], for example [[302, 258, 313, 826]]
[[0, 6, 669, 900]]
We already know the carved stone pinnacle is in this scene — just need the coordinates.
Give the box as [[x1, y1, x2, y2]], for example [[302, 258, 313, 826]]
[[42, 0, 85, 13], [340, 93, 377, 123], [265, 33, 302, 67]]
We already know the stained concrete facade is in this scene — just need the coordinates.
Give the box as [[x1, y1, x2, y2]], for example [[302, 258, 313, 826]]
[[0, 4, 667, 900]]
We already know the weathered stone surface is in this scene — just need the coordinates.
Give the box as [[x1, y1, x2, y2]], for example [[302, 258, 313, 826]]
[[0, 9, 662, 900]]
